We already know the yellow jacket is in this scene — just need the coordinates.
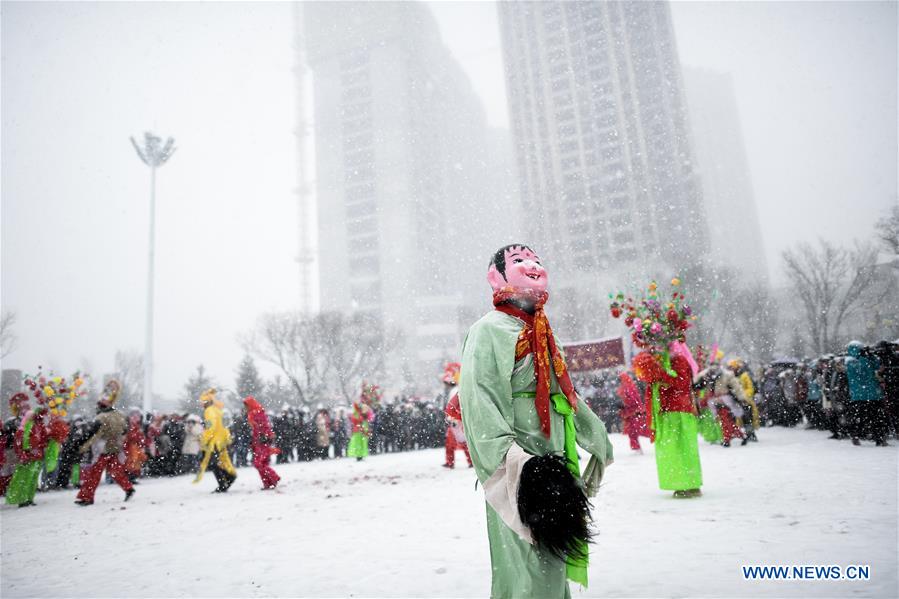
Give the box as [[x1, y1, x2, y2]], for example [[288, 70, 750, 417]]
[[201, 403, 232, 452], [738, 372, 755, 398]]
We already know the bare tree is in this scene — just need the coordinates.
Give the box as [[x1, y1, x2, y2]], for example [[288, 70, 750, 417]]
[[782, 240, 886, 355], [241, 311, 402, 407], [320, 311, 401, 404], [239, 311, 330, 406], [1, 310, 17, 358], [875, 204, 899, 257]]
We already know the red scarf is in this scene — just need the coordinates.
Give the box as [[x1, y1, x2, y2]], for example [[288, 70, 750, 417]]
[[493, 288, 578, 438]]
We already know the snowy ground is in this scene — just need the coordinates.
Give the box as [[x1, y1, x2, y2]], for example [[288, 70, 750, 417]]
[[1, 427, 896, 598]]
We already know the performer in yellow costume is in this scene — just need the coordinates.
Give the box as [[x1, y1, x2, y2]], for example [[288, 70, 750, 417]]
[[193, 388, 237, 492]]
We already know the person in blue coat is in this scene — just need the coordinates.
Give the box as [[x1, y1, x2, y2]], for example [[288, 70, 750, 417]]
[[845, 341, 889, 446]]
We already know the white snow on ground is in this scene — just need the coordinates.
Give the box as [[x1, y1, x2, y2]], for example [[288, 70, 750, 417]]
[[1, 427, 896, 598]]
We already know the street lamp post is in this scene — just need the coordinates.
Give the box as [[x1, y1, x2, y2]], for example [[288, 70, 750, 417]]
[[130, 132, 176, 413]]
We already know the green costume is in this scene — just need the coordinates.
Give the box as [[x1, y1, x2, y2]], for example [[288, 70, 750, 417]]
[[697, 408, 723, 444], [6, 417, 45, 506], [346, 404, 371, 459], [460, 310, 614, 599]]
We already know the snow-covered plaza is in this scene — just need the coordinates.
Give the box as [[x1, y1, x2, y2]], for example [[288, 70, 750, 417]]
[[1, 427, 896, 598]]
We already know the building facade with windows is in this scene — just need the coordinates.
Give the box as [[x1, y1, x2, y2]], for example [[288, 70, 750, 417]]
[[498, 0, 709, 285], [301, 2, 516, 388]]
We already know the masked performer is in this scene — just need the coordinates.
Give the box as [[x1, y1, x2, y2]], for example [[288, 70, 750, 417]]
[[193, 388, 237, 492], [460, 244, 614, 598], [243, 396, 281, 490], [75, 380, 135, 505]]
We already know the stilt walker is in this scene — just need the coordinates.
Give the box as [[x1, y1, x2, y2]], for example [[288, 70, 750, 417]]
[[193, 388, 237, 492], [460, 244, 614, 598], [243, 396, 280, 490], [75, 380, 135, 505]]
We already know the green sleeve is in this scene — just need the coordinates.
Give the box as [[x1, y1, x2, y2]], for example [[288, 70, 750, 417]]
[[45, 439, 60, 471], [460, 319, 516, 484], [23, 420, 33, 451], [574, 397, 614, 465]]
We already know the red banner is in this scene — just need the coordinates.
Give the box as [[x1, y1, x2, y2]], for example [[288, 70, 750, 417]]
[[562, 337, 625, 372]]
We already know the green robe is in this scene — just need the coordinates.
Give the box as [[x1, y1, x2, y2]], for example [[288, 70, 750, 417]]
[[460, 310, 614, 599], [6, 420, 42, 506], [346, 432, 369, 458]]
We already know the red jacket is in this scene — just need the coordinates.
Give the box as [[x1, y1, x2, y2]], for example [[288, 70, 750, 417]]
[[15, 413, 47, 463], [633, 352, 697, 415], [350, 403, 373, 434], [249, 409, 275, 446]]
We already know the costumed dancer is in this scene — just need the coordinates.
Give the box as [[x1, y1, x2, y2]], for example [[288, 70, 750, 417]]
[[5, 403, 48, 507], [440, 362, 471, 468], [243, 396, 281, 490], [75, 380, 135, 505], [52, 416, 89, 489], [460, 244, 614, 597], [730, 359, 760, 441], [42, 414, 70, 489], [0, 393, 30, 496], [194, 388, 237, 492], [695, 387, 724, 445], [443, 388, 472, 469], [346, 400, 373, 462], [123, 408, 148, 483], [693, 363, 749, 447], [611, 279, 703, 498], [617, 372, 650, 453]]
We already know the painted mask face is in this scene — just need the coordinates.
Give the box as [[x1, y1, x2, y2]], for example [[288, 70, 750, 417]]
[[487, 247, 548, 294]]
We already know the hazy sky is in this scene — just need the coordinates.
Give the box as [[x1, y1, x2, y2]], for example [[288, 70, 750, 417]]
[[2, 1, 896, 400]]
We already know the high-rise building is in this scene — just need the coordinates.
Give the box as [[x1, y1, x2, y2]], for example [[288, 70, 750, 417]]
[[300, 2, 516, 388], [498, 0, 708, 284], [683, 68, 768, 281]]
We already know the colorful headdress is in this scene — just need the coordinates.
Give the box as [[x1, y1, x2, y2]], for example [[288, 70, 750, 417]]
[[8, 392, 29, 417], [360, 381, 382, 407], [243, 396, 263, 414], [609, 277, 696, 351], [100, 379, 121, 407], [199, 388, 217, 405], [23, 368, 89, 416]]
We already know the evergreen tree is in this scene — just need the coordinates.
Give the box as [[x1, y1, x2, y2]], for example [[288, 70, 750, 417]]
[[235, 354, 263, 401], [179, 364, 215, 414]]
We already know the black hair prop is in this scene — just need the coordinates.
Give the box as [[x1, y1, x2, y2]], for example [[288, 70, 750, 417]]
[[489, 244, 535, 279], [517, 453, 593, 562]]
